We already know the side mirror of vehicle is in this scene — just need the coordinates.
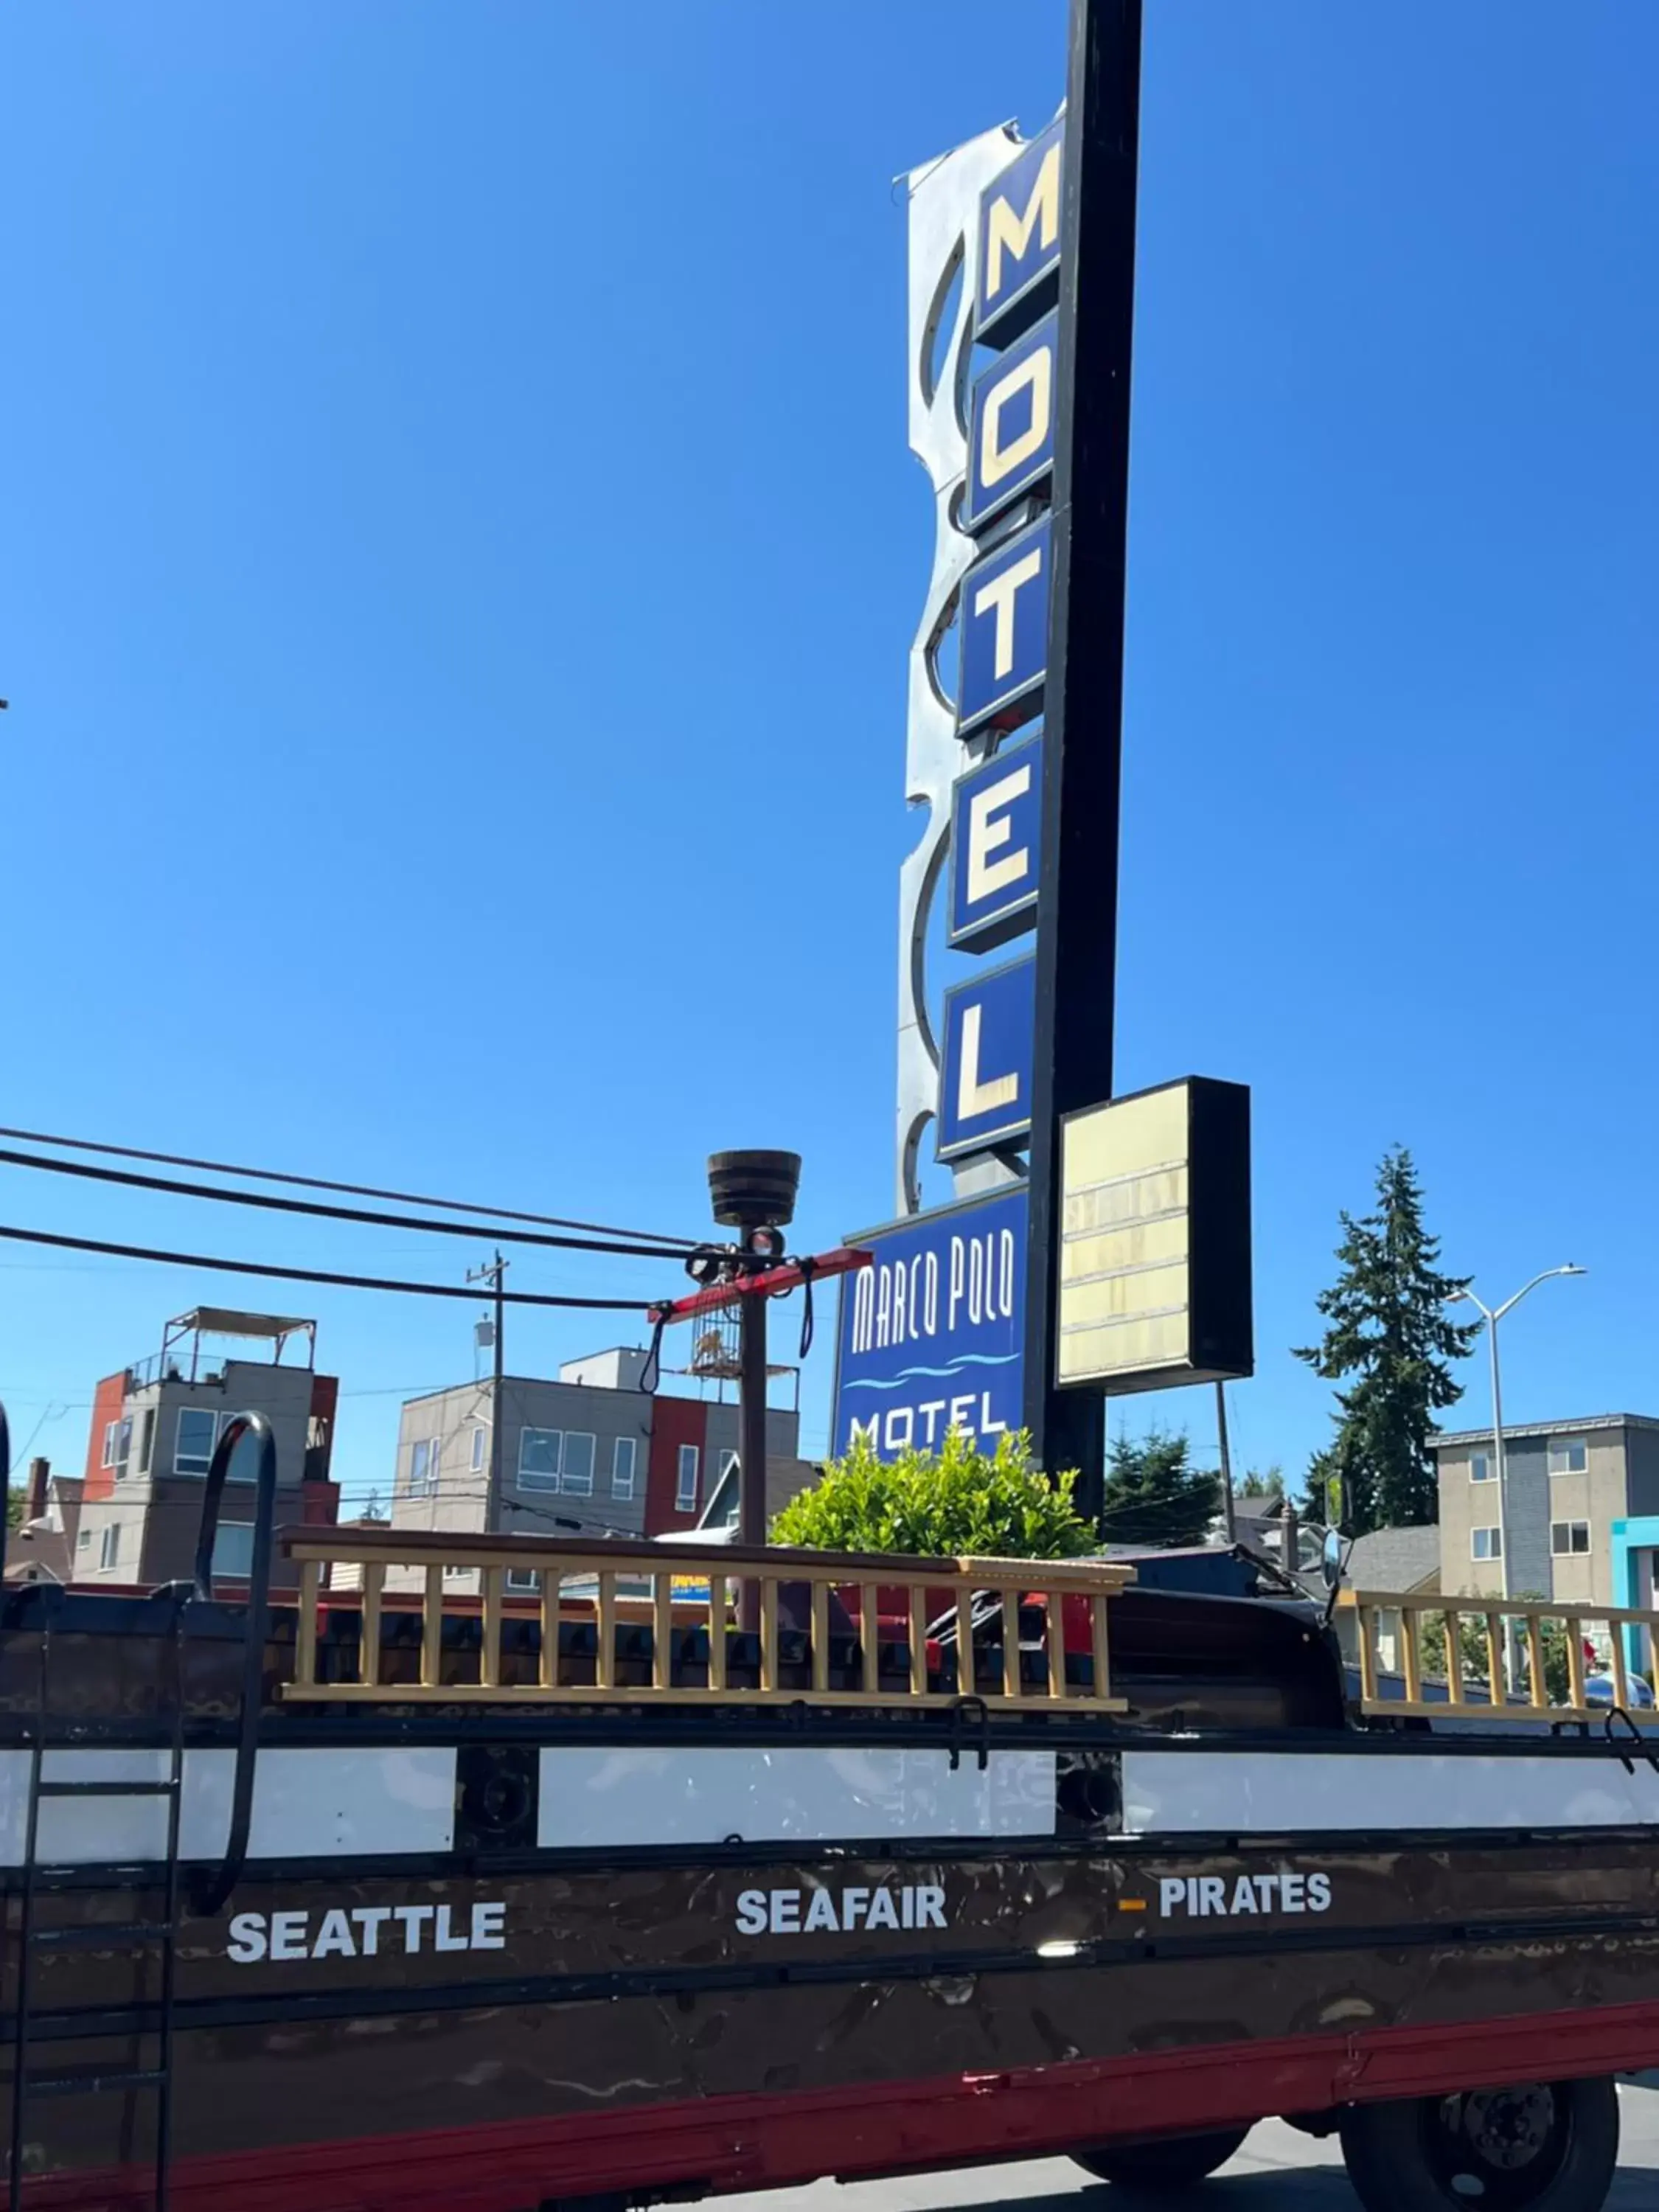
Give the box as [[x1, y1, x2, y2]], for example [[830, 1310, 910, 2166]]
[[1321, 1524, 1345, 1592]]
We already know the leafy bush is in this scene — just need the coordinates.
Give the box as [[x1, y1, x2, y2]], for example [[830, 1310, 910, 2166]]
[[1418, 1597, 1572, 1704], [771, 1429, 1095, 1560]]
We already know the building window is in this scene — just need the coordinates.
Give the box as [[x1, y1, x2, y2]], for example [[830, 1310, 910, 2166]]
[[611, 1436, 637, 1501], [470, 1427, 487, 1472], [102, 1420, 120, 1470], [1548, 1437, 1589, 1476], [560, 1433, 596, 1498], [1551, 1520, 1591, 1556], [519, 1428, 562, 1489], [408, 1439, 441, 1498], [138, 1408, 156, 1474], [77, 1527, 91, 1553], [211, 1523, 255, 1579], [1470, 1452, 1493, 1483], [676, 1444, 700, 1513], [175, 1408, 220, 1475], [505, 1568, 540, 1594], [1471, 1526, 1503, 1562], [100, 1523, 122, 1572]]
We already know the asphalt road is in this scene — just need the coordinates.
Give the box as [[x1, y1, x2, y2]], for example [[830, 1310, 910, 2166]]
[[733, 2079, 1659, 2211]]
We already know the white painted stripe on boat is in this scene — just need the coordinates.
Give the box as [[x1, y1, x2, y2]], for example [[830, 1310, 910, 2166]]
[[537, 1747, 1059, 1851], [0, 1747, 456, 1866], [1119, 1750, 1659, 1834]]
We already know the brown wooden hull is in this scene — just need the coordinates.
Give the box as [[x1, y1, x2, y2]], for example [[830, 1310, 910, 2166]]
[[11, 1834, 1659, 2207]]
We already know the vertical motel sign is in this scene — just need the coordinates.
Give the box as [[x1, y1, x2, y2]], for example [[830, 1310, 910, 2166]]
[[834, 2, 1154, 1487]]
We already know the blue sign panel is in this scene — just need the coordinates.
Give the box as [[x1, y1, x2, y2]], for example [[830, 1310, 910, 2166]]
[[937, 951, 1036, 1161], [964, 310, 1057, 532], [957, 513, 1050, 740], [975, 122, 1063, 348], [832, 1186, 1028, 1459], [949, 737, 1041, 954]]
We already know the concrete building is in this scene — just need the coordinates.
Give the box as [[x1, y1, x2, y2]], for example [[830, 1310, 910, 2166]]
[[1433, 1415, 1659, 1609], [74, 1308, 341, 1591], [389, 1345, 816, 1579]]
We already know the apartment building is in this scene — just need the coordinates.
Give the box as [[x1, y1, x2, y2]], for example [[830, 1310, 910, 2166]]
[[1433, 1414, 1659, 1607], [74, 1307, 341, 1591], [390, 1345, 815, 1573]]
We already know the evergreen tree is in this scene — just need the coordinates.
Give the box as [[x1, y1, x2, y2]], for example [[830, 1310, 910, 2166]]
[[1099, 1430, 1218, 1549], [1295, 1147, 1479, 1534], [1236, 1464, 1284, 1505]]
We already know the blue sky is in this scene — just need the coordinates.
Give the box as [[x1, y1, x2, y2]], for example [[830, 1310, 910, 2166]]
[[3, 1, 1656, 1506]]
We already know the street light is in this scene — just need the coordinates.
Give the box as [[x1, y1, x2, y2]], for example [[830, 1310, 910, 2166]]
[[1447, 1265, 1586, 1686]]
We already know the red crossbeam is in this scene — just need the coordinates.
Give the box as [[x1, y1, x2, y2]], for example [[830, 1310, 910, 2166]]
[[652, 1246, 872, 1324]]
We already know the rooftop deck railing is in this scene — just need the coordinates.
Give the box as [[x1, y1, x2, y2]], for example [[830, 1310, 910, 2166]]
[[280, 1528, 1136, 1713], [1351, 1588, 1659, 1722]]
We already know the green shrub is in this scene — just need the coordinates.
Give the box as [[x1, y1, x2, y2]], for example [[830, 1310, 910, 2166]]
[[771, 1429, 1094, 1561]]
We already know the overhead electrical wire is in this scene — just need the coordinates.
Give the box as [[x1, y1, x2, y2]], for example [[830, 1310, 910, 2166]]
[[0, 1123, 694, 1251], [0, 1225, 653, 1312], [0, 1147, 689, 1264]]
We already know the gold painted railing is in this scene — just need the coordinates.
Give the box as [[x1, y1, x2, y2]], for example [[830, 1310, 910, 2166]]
[[281, 1528, 1135, 1712], [1351, 1588, 1659, 1722]]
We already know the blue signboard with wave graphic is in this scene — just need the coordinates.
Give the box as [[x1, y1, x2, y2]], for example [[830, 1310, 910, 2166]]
[[832, 1186, 1027, 1461]]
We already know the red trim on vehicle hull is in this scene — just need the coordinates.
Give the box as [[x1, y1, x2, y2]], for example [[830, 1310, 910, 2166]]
[[24, 1998, 1659, 2212]]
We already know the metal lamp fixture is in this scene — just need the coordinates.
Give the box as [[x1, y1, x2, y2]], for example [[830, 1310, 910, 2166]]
[[1447, 1264, 1587, 1688]]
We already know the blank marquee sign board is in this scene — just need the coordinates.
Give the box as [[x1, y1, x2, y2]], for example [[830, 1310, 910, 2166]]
[[1058, 1079, 1253, 1393], [832, 1, 1253, 1488]]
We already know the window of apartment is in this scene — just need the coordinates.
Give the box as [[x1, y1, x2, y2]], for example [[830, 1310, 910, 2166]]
[[470, 1426, 487, 1472], [1551, 1520, 1592, 1556], [560, 1433, 596, 1498], [211, 1523, 255, 1579], [518, 1428, 562, 1489], [1548, 1437, 1589, 1476], [77, 1527, 91, 1554], [408, 1439, 440, 1498], [1471, 1526, 1503, 1562], [102, 1420, 121, 1470], [137, 1408, 156, 1474], [1470, 1451, 1493, 1484], [100, 1523, 122, 1572], [675, 1444, 700, 1513], [175, 1408, 220, 1475], [505, 1568, 540, 1595], [611, 1436, 637, 1501]]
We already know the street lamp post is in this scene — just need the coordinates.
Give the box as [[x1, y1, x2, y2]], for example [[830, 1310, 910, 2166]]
[[1448, 1265, 1586, 1688]]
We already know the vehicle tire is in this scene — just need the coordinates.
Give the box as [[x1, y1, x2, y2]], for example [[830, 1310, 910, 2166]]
[[1338, 2077, 1619, 2212], [1071, 2125, 1250, 2189]]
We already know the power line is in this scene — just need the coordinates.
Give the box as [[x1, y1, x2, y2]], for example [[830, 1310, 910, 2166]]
[[0, 1123, 694, 1251], [0, 1147, 691, 1264], [6, 1405, 64, 1480], [0, 1224, 653, 1312]]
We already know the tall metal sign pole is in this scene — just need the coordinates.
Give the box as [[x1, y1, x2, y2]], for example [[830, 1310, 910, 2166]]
[[1022, 0, 1143, 1520], [837, 0, 1246, 1484]]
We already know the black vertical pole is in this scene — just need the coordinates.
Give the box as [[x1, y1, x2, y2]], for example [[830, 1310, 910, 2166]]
[[738, 1289, 768, 1548], [491, 1251, 506, 1505], [1022, 0, 1142, 1523]]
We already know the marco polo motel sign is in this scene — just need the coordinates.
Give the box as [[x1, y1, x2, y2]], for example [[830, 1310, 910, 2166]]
[[832, 1, 1253, 1513]]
